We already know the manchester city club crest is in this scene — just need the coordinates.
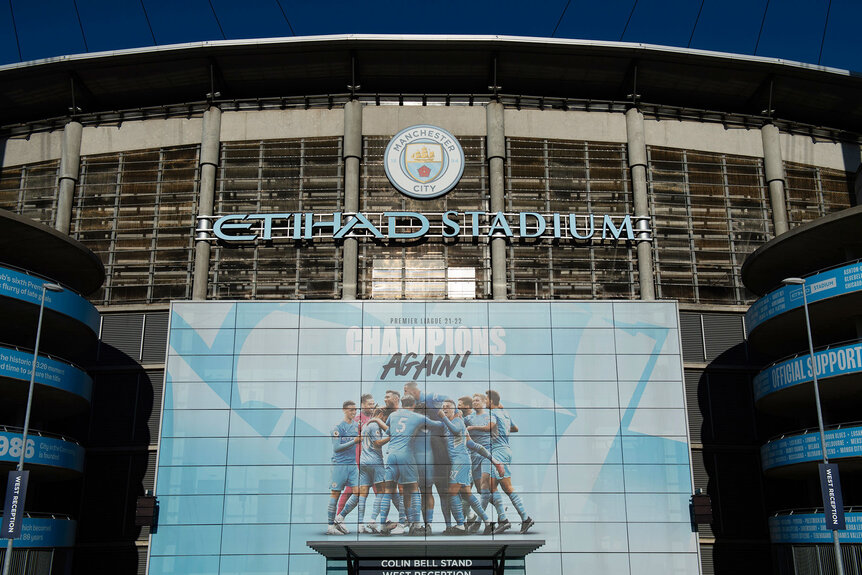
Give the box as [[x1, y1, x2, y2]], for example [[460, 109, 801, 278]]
[[384, 125, 465, 199]]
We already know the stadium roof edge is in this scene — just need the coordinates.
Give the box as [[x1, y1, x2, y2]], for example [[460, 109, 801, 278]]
[[0, 34, 855, 77], [2, 34, 862, 134]]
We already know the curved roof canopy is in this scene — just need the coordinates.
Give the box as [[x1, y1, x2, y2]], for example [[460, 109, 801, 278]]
[[742, 205, 862, 295], [0, 209, 105, 295], [1, 35, 862, 133]]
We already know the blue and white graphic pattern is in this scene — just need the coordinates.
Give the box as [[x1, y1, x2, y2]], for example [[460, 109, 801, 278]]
[[150, 300, 697, 575]]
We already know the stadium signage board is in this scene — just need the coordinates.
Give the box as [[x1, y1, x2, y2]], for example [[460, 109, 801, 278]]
[[384, 125, 465, 199], [358, 558, 493, 575], [2, 470, 28, 539], [819, 463, 846, 530], [209, 211, 635, 242]]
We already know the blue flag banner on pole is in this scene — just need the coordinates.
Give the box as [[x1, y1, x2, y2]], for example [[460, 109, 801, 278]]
[[2, 470, 29, 539], [819, 463, 845, 530]]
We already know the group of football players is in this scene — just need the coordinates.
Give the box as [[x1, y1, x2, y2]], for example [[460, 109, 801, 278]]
[[326, 382, 534, 537]]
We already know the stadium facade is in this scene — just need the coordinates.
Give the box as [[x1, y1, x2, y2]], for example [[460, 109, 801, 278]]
[[0, 35, 860, 575]]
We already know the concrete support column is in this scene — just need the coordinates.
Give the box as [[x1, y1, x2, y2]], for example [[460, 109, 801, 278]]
[[487, 101, 507, 300], [55, 121, 83, 235], [192, 106, 222, 301], [762, 123, 789, 236], [342, 100, 362, 300], [625, 108, 656, 300]]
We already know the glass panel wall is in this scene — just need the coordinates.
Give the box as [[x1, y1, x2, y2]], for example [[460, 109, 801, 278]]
[[73, 147, 199, 304], [0, 159, 59, 227], [358, 136, 490, 299], [785, 163, 855, 228], [154, 300, 694, 575], [506, 139, 635, 300], [210, 138, 343, 299], [649, 147, 772, 305]]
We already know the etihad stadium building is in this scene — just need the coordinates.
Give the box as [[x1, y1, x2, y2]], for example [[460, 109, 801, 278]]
[[0, 35, 860, 575]]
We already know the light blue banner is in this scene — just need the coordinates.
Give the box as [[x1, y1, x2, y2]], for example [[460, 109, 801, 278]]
[[0, 267, 100, 334], [762, 426, 862, 470], [754, 342, 862, 401], [0, 346, 92, 401], [746, 262, 862, 335], [0, 432, 85, 473], [7, 517, 77, 548], [769, 513, 862, 543], [153, 300, 692, 575]]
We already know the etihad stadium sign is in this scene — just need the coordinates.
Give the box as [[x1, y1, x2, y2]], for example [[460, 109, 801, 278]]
[[204, 211, 638, 243], [197, 124, 649, 244]]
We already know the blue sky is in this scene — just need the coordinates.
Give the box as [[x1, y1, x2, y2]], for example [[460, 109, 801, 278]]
[[2, 0, 861, 72]]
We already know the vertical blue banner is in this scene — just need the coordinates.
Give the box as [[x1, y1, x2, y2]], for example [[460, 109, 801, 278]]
[[819, 463, 845, 530], [2, 470, 29, 539]]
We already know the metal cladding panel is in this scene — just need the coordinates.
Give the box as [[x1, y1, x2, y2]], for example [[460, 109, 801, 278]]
[[704, 373, 755, 443], [680, 313, 705, 363], [699, 544, 714, 575], [100, 313, 144, 363], [691, 452, 710, 491], [142, 313, 169, 364], [143, 451, 158, 492], [88, 371, 139, 446], [137, 547, 148, 575], [702, 314, 746, 363], [690, 454, 714, 540], [145, 370, 164, 445], [685, 369, 705, 443]]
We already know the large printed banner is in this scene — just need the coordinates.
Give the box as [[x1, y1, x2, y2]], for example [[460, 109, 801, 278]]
[[0, 266, 100, 334], [746, 262, 862, 334], [761, 426, 862, 470], [6, 517, 77, 548], [150, 301, 698, 575], [0, 432, 85, 473], [769, 513, 862, 544], [754, 341, 862, 401], [0, 345, 92, 401]]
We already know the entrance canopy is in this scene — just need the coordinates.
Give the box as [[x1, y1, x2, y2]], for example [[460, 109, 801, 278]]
[[307, 539, 545, 559]]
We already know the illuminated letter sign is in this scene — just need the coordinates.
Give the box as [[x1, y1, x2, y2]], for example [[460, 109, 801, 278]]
[[209, 212, 641, 243]]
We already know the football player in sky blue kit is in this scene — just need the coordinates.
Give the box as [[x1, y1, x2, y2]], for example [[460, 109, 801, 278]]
[[403, 383, 452, 476], [357, 407, 389, 533], [403, 381, 454, 529], [457, 396, 479, 528], [402, 381, 450, 416], [484, 389, 534, 535], [465, 393, 493, 513], [373, 394, 444, 536], [375, 390, 408, 533], [411, 403, 438, 533], [438, 399, 505, 535], [327, 401, 361, 535]]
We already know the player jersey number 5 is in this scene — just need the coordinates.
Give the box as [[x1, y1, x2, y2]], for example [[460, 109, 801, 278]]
[[394, 417, 408, 433]]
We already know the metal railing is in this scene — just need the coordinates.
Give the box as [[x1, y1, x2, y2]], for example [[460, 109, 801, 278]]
[[0, 425, 80, 446], [765, 420, 862, 444], [3, 92, 860, 144]]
